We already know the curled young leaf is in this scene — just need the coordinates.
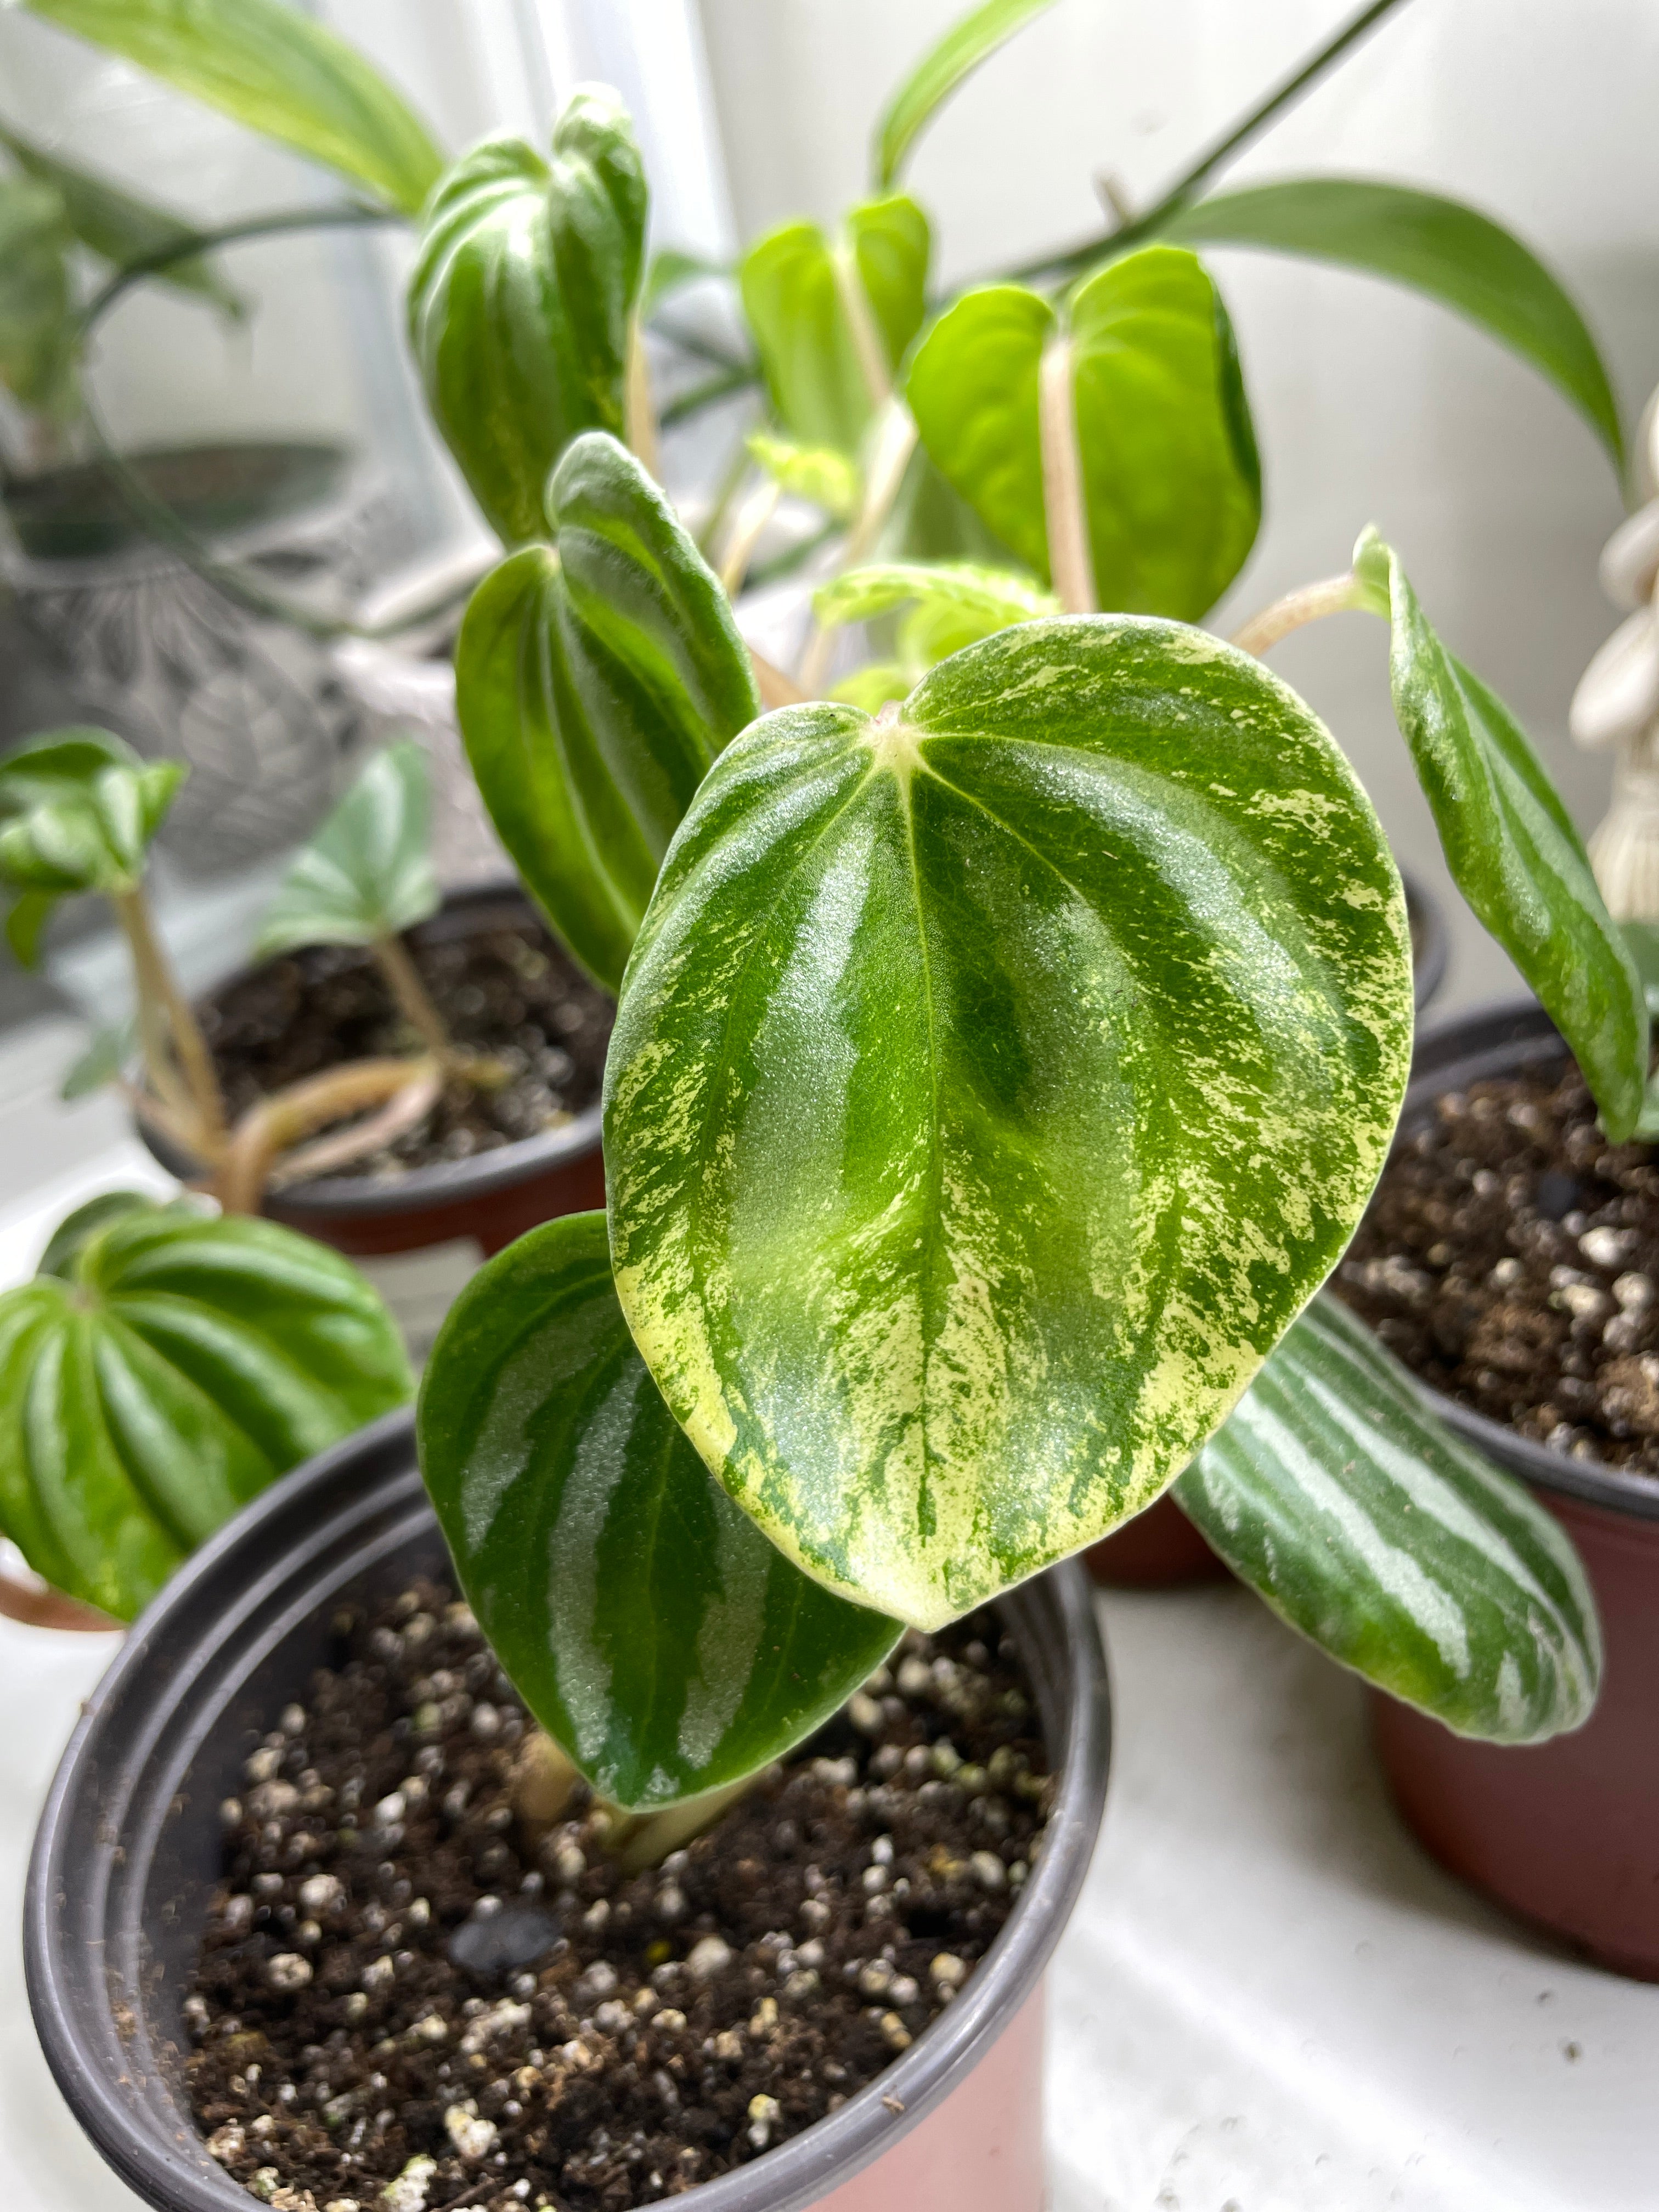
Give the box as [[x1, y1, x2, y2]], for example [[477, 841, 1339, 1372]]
[[0, 727, 183, 901], [409, 91, 648, 546], [417, 1212, 900, 1810], [873, 0, 1058, 193], [455, 431, 759, 993], [747, 433, 861, 522], [0, 1198, 411, 1620], [256, 741, 439, 957], [606, 617, 1413, 1627], [814, 561, 1057, 651], [1176, 1295, 1601, 1744]]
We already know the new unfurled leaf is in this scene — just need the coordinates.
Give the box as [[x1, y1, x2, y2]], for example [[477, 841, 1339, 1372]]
[[1176, 1295, 1600, 1743], [0, 1197, 411, 1619], [747, 433, 861, 522], [0, 729, 183, 915], [740, 196, 930, 456], [455, 432, 759, 994], [256, 741, 438, 958], [874, 0, 1057, 192], [409, 92, 648, 546], [605, 617, 1414, 1628], [1164, 178, 1622, 467], [906, 247, 1260, 618], [815, 561, 1058, 656], [20, 0, 442, 216], [1353, 528, 1647, 1138], [419, 1212, 900, 1809], [0, 179, 73, 413]]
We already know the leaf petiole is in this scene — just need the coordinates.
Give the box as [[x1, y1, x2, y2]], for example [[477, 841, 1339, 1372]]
[[1230, 569, 1370, 657]]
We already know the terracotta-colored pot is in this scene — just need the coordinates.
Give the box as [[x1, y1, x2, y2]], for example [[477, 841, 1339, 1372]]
[[25, 1412, 1111, 2212], [1362, 997, 1659, 1981]]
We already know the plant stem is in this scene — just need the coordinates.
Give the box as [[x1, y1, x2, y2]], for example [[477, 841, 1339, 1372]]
[[1039, 337, 1094, 613], [373, 933, 455, 1062], [832, 244, 893, 414], [751, 650, 807, 709], [1230, 570, 1367, 657], [625, 312, 662, 481], [718, 475, 782, 596], [662, 364, 759, 431], [795, 402, 919, 697], [611, 1775, 758, 1874], [112, 886, 227, 1159], [217, 1056, 441, 1214]]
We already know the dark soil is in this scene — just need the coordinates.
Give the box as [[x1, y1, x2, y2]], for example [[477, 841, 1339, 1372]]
[[1339, 1055, 1659, 1469], [200, 904, 613, 1182], [186, 1579, 1052, 2212]]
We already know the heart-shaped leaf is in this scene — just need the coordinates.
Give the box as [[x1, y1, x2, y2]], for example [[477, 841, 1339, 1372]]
[[605, 617, 1414, 1627], [20, 0, 442, 217], [873, 0, 1058, 192], [1355, 528, 1648, 1138], [906, 247, 1260, 619], [1176, 1294, 1600, 1743], [409, 92, 648, 547], [256, 741, 438, 958], [418, 1212, 900, 1810], [0, 179, 73, 414], [1164, 178, 1622, 468], [0, 1195, 411, 1620], [455, 431, 759, 994], [0, 728, 183, 958]]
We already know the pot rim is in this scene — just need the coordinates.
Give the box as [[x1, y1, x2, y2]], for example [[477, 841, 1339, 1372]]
[[25, 1411, 1111, 2212], [1386, 992, 1659, 1525], [1400, 867, 1448, 1015]]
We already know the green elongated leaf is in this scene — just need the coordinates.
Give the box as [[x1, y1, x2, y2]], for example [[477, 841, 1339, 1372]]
[[0, 727, 184, 896], [5, 888, 60, 969], [605, 617, 1414, 1628], [456, 432, 760, 994], [418, 1211, 900, 1810], [874, 0, 1057, 192], [20, 0, 442, 216], [0, 123, 242, 316], [1176, 1295, 1600, 1743], [409, 92, 648, 548], [739, 195, 930, 456], [255, 741, 438, 958], [747, 433, 861, 522], [1353, 528, 1648, 1139], [1164, 178, 1622, 468], [905, 248, 1261, 619], [0, 178, 74, 413], [0, 1197, 411, 1619], [59, 1018, 137, 1100]]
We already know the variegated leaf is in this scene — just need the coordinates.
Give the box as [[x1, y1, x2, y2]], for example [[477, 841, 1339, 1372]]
[[605, 617, 1414, 1627], [417, 1212, 900, 1809], [455, 431, 759, 993], [1176, 1295, 1600, 1743]]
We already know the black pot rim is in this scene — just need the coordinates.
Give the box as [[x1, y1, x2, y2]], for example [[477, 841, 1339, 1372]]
[[1385, 993, 1659, 1525], [138, 884, 608, 1220], [1400, 866, 1449, 1015], [25, 1412, 1111, 2212]]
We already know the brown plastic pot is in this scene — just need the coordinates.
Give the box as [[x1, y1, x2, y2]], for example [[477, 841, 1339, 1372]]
[[1363, 997, 1659, 1981], [1086, 864, 1450, 1590], [139, 885, 608, 1261], [25, 1412, 1111, 2212]]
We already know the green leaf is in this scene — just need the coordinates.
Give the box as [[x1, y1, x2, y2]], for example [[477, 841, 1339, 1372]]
[[747, 433, 861, 522], [456, 431, 759, 995], [905, 247, 1261, 619], [831, 663, 914, 715], [36, 1189, 151, 1278], [1164, 178, 1622, 469], [0, 123, 242, 317], [874, 0, 1057, 193], [814, 560, 1058, 661], [1176, 1295, 1601, 1743], [642, 246, 726, 320], [59, 1018, 137, 1101], [0, 726, 184, 897], [0, 178, 74, 414], [5, 889, 60, 969], [0, 1198, 411, 1619], [20, 0, 442, 216], [418, 1211, 900, 1810], [1355, 527, 1649, 1139], [255, 741, 438, 958], [605, 617, 1414, 1627], [739, 196, 930, 456], [408, 93, 648, 548]]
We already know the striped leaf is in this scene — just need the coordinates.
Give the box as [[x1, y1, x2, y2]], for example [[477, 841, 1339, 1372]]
[[455, 432, 759, 994], [255, 741, 438, 957], [1176, 1295, 1600, 1743], [417, 1212, 900, 1810], [905, 247, 1260, 619], [0, 1196, 411, 1620], [408, 92, 647, 548], [873, 0, 1058, 192], [1354, 528, 1649, 1139], [605, 617, 1414, 1628]]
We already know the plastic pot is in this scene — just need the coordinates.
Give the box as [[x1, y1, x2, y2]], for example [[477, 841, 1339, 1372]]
[[25, 1410, 1111, 2212], [1086, 864, 1451, 1590], [1359, 997, 1659, 1981]]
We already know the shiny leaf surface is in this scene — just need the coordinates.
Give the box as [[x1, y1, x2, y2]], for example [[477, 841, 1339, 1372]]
[[873, 0, 1057, 191], [1177, 1295, 1600, 1743], [455, 431, 759, 993], [256, 741, 438, 957], [606, 617, 1413, 1626], [409, 92, 647, 546], [418, 1212, 900, 1809]]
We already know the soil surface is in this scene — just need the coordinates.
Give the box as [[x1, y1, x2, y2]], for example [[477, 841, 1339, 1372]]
[[1339, 1055, 1659, 1469], [201, 905, 613, 1182], [187, 1579, 1053, 2212]]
